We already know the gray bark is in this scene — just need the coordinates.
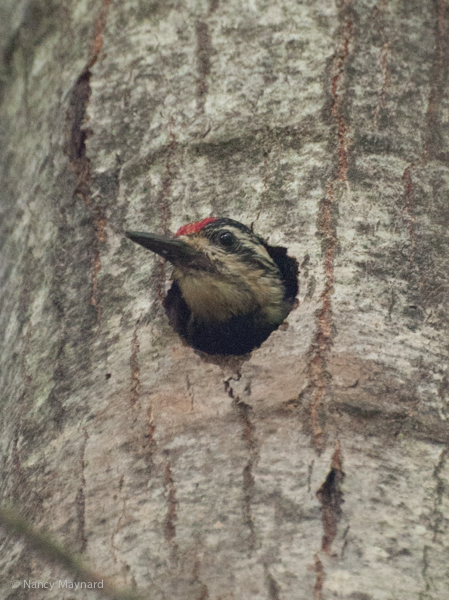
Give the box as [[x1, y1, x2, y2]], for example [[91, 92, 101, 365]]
[[1, 0, 449, 599]]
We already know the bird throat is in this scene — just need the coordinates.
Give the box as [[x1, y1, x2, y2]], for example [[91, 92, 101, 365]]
[[172, 267, 287, 325]]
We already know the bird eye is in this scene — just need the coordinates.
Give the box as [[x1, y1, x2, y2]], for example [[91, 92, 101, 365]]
[[219, 230, 236, 247]]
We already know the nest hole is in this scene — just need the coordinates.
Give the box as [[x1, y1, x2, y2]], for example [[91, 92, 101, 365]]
[[163, 242, 299, 356]]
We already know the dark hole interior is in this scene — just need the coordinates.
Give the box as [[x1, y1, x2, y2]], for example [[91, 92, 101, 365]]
[[163, 243, 299, 356]]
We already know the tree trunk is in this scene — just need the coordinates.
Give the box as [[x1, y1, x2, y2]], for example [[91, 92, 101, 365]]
[[1, 0, 449, 598]]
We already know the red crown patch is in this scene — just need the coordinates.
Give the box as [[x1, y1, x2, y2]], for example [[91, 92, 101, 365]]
[[175, 217, 218, 236]]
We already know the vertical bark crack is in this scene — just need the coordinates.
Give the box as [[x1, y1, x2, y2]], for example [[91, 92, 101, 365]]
[[401, 165, 417, 266], [163, 458, 179, 561], [195, 21, 212, 114], [305, 1, 353, 453], [193, 553, 210, 600], [399, 0, 447, 286], [265, 569, 281, 600], [130, 321, 141, 406], [316, 442, 345, 554], [76, 429, 89, 552], [308, 182, 338, 452], [186, 375, 195, 411], [431, 445, 449, 542], [110, 476, 134, 581], [425, 0, 448, 159], [313, 554, 325, 600], [144, 408, 157, 471], [195, 0, 217, 116], [330, 12, 352, 185], [312, 442, 345, 600], [64, 0, 111, 322], [373, 40, 391, 128], [421, 544, 431, 596], [225, 376, 258, 551]]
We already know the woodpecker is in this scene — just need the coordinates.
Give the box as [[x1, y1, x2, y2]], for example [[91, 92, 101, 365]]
[[126, 217, 298, 355]]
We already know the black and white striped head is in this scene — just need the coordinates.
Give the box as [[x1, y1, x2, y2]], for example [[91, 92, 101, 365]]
[[175, 217, 280, 275], [126, 218, 297, 324]]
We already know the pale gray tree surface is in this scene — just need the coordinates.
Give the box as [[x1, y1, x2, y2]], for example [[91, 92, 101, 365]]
[[1, 0, 449, 598]]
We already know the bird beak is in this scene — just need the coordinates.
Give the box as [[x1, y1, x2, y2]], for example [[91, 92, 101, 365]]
[[125, 231, 203, 268]]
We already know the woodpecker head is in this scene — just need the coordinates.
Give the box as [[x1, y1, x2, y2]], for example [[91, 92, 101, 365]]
[[126, 217, 298, 354], [126, 217, 295, 327]]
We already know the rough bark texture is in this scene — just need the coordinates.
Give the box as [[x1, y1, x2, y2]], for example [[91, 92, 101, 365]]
[[1, 0, 449, 599]]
